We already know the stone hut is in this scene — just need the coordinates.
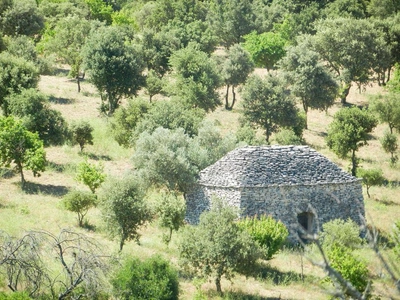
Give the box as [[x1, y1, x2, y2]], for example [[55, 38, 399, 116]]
[[185, 145, 365, 240]]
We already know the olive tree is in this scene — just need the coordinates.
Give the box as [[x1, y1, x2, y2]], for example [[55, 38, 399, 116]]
[[241, 74, 299, 143], [357, 168, 385, 198], [99, 176, 152, 251], [0, 116, 46, 187], [62, 190, 97, 227], [132, 127, 208, 194], [179, 198, 261, 294], [326, 107, 378, 176], [83, 26, 145, 115]]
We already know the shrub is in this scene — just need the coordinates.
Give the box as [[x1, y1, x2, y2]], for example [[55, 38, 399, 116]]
[[320, 219, 363, 250], [326, 245, 370, 296], [0, 292, 31, 299], [381, 131, 398, 164], [70, 121, 94, 152], [274, 128, 303, 145], [111, 255, 179, 300], [75, 160, 106, 194], [357, 168, 385, 198], [62, 190, 97, 227], [156, 191, 186, 245], [237, 214, 288, 260]]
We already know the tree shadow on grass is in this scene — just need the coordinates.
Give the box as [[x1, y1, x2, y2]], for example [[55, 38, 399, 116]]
[[81, 152, 112, 161], [46, 161, 66, 173], [0, 168, 16, 179], [21, 182, 70, 197], [254, 262, 306, 286], [48, 95, 75, 104]]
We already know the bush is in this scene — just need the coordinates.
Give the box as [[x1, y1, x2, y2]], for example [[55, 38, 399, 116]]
[[111, 255, 179, 300], [63, 190, 97, 227], [237, 214, 288, 260], [320, 219, 363, 250], [70, 121, 94, 152], [357, 168, 385, 198], [326, 245, 370, 296], [75, 160, 106, 194], [0, 292, 31, 300], [274, 128, 303, 145]]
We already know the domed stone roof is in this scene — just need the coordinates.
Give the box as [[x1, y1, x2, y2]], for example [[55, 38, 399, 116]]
[[198, 145, 358, 187]]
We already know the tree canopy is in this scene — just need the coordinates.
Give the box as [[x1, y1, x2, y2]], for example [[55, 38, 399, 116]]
[[241, 74, 299, 143], [168, 43, 222, 112], [326, 107, 378, 176], [0, 116, 46, 186], [83, 26, 145, 115]]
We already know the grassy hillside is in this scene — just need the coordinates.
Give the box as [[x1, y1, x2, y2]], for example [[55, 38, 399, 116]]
[[0, 67, 399, 299]]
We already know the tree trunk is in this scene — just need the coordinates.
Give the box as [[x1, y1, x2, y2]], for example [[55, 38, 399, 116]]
[[215, 277, 222, 294], [225, 85, 230, 110], [265, 127, 270, 144], [366, 186, 371, 198], [340, 82, 351, 104], [302, 102, 308, 130], [76, 76, 81, 93], [228, 85, 236, 110], [18, 163, 25, 188], [119, 239, 124, 252], [351, 149, 357, 176]]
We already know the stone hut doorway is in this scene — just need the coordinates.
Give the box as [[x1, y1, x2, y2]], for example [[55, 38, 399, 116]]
[[297, 212, 315, 234]]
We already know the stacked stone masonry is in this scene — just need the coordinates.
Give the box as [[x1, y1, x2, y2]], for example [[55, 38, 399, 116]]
[[185, 145, 365, 241]]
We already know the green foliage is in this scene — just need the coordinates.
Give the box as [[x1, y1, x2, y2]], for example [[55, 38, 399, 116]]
[[63, 190, 97, 227], [110, 98, 150, 148], [132, 100, 206, 144], [132, 127, 207, 193], [145, 69, 165, 102], [357, 168, 385, 198], [280, 42, 338, 128], [168, 43, 222, 112], [313, 18, 390, 103], [235, 123, 260, 146], [83, 26, 145, 115], [207, 0, 255, 47], [320, 219, 363, 251], [0, 292, 31, 299], [381, 131, 399, 164], [0, 52, 39, 116], [43, 16, 97, 90], [70, 121, 94, 152], [237, 215, 288, 260], [218, 44, 254, 109], [0, 0, 44, 37], [193, 120, 237, 166], [111, 255, 179, 300], [241, 74, 299, 143], [99, 176, 152, 251], [85, 0, 113, 25], [179, 198, 261, 293], [0, 116, 46, 186], [274, 128, 303, 146], [326, 245, 370, 296], [155, 191, 186, 245], [75, 160, 106, 194], [4, 35, 53, 75], [243, 31, 287, 71], [326, 107, 378, 176], [369, 92, 400, 134], [7, 89, 69, 146]]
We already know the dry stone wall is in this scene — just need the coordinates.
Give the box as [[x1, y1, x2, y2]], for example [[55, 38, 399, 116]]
[[185, 145, 365, 242]]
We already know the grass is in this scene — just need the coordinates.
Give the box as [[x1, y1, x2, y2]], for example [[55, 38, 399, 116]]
[[0, 69, 399, 299]]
